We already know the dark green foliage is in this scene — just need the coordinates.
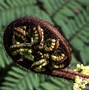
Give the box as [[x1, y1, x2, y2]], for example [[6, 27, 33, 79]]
[[0, 0, 89, 90]]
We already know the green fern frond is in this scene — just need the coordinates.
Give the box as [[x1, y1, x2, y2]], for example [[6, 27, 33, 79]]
[[0, 51, 12, 69], [0, 66, 40, 90], [76, 0, 89, 5], [38, 77, 73, 90]]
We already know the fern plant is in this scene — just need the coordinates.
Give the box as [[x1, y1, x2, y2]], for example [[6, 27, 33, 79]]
[[0, 0, 89, 90]]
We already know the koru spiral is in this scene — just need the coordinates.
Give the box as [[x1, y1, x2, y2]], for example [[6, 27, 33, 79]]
[[3, 17, 71, 72]]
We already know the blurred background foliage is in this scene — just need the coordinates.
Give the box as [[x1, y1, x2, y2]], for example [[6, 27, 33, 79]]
[[0, 0, 89, 90]]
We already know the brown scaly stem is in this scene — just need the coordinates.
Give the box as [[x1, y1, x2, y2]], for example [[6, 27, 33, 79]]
[[51, 68, 89, 80]]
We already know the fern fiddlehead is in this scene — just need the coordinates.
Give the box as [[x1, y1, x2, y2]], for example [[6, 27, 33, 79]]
[[3, 17, 89, 81], [3, 16, 71, 72]]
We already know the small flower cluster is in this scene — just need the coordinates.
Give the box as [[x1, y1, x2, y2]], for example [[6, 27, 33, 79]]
[[73, 76, 88, 90], [73, 64, 89, 90], [74, 64, 89, 75]]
